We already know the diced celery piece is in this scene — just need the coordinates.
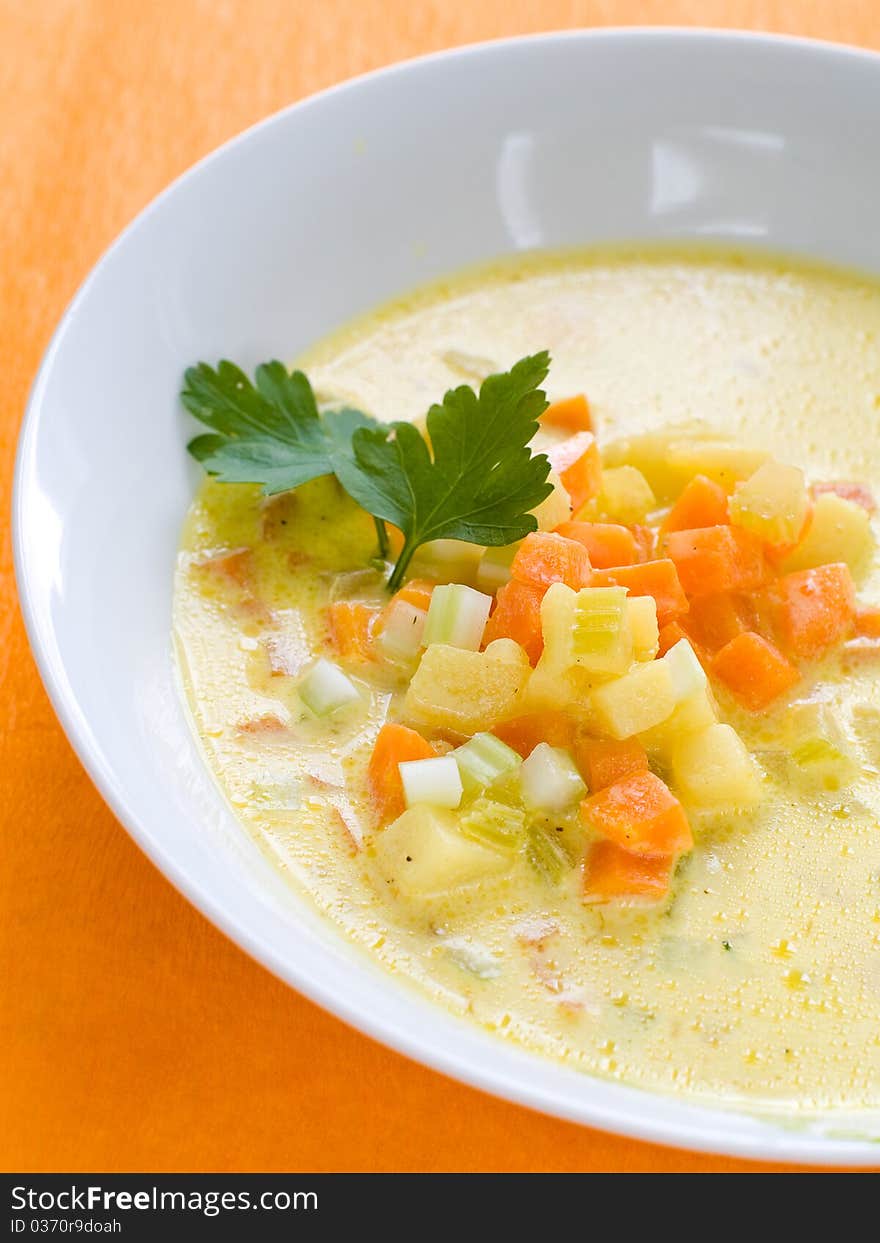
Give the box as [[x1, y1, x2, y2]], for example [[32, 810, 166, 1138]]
[[671, 722, 762, 811], [442, 349, 496, 382], [590, 659, 677, 739], [730, 460, 810, 547], [298, 658, 361, 716], [793, 739, 844, 765], [453, 732, 522, 795], [852, 704, 880, 768], [520, 743, 587, 811], [526, 825, 570, 883], [423, 583, 493, 651], [374, 805, 511, 897], [459, 798, 526, 851], [542, 582, 633, 677], [442, 935, 502, 979], [784, 701, 858, 790], [530, 468, 572, 531], [580, 465, 656, 524], [410, 539, 483, 586], [663, 638, 707, 703], [627, 596, 659, 661], [375, 599, 427, 662], [476, 543, 520, 593], [572, 587, 630, 665], [399, 755, 463, 809], [782, 494, 874, 576], [404, 642, 531, 733], [485, 765, 525, 807]]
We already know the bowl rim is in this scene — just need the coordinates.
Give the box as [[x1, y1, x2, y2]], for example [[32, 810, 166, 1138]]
[[13, 26, 880, 1167]]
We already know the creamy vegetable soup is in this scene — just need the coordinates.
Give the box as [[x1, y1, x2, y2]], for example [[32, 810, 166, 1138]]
[[174, 248, 880, 1111]]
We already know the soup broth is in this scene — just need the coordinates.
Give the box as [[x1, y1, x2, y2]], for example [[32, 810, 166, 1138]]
[[174, 248, 880, 1110]]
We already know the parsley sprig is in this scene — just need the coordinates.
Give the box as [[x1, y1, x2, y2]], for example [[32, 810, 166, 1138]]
[[183, 352, 554, 591]]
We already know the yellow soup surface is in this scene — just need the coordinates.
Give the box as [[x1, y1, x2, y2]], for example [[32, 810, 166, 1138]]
[[174, 247, 880, 1113]]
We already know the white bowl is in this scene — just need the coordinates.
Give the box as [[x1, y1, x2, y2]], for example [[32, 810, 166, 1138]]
[[14, 28, 880, 1165]]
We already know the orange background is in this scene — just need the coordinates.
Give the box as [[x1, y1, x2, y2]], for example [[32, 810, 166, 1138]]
[[3, 0, 878, 1174]]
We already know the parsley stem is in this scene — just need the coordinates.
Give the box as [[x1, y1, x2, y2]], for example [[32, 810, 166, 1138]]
[[386, 541, 417, 594], [373, 517, 389, 560]]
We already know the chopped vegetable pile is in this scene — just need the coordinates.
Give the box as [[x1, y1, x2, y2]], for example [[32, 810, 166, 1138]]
[[184, 353, 878, 909]]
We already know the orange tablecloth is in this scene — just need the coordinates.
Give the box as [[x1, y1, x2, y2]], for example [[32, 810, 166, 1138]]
[[3, 0, 878, 1174]]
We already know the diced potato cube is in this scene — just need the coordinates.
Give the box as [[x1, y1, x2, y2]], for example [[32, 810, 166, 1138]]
[[602, 425, 722, 501], [409, 539, 483, 586], [374, 805, 511, 897], [783, 701, 858, 791], [404, 641, 530, 733], [530, 468, 572, 532], [590, 660, 677, 739], [539, 581, 575, 664], [484, 637, 529, 664], [782, 493, 874, 576], [522, 653, 598, 714], [669, 685, 719, 733], [627, 596, 659, 662], [580, 465, 656, 524], [639, 685, 718, 753], [664, 638, 707, 702], [730, 460, 810, 548], [671, 722, 762, 810], [665, 442, 769, 492]]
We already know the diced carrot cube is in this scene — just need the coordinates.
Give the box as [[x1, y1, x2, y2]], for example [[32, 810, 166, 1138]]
[[812, 481, 876, 513], [553, 521, 638, 568], [196, 546, 255, 588], [482, 579, 545, 664], [855, 606, 880, 638], [590, 559, 689, 628], [580, 770, 693, 857], [661, 474, 730, 534], [236, 712, 290, 737], [368, 723, 435, 825], [493, 711, 578, 758], [630, 524, 657, 562], [547, 432, 602, 511], [395, 578, 437, 610], [680, 592, 749, 653], [656, 621, 710, 671], [583, 841, 674, 904], [326, 601, 379, 661], [766, 563, 856, 659], [575, 737, 649, 792], [510, 531, 592, 590], [664, 525, 769, 598], [195, 547, 275, 623], [712, 631, 800, 710], [540, 393, 593, 433], [658, 620, 685, 656]]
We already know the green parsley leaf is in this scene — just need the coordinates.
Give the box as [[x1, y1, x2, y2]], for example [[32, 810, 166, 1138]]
[[345, 352, 554, 590], [183, 360, 381, 496]]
